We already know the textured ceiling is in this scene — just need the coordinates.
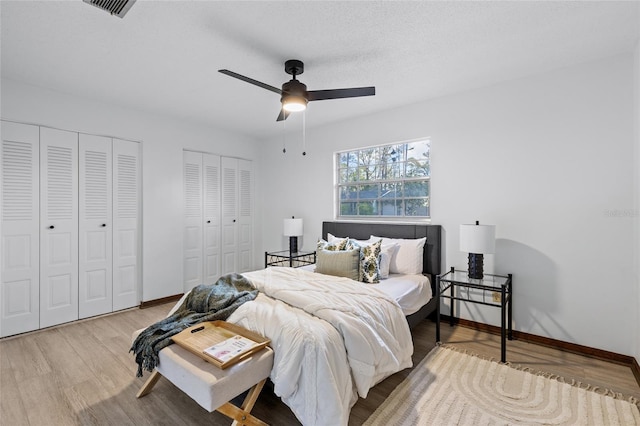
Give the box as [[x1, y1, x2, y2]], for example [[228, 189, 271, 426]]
[[1, 1, 639, 139]]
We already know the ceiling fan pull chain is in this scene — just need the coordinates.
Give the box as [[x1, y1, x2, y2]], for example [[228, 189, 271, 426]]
[[302, 111, 307, 156], [282, 116, 287, 153]]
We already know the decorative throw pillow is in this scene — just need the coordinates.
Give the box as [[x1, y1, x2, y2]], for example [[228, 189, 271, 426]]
[[358, 239, 382, 283], [317, 237, 349, 251], [327, 233, 348, 244], [317, 238, 348, 251], [315, 248, 360, 281], [370, 236, 426, 275], [352, 240, 397, 279]]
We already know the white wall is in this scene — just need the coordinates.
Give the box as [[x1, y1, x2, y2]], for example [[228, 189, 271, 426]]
[[257, 54, 637, 356], [1, 79, 262, 302]]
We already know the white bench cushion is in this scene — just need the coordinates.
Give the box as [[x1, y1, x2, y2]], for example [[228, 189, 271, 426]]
[[133, 329, 273, 412]]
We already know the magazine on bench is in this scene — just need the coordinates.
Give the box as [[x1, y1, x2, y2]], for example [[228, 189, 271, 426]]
[[203, 335, 259, 363], [172, 321, 270, 369]]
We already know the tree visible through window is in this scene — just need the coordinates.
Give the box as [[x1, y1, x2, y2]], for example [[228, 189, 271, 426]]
[[336, 139, 430, 218]]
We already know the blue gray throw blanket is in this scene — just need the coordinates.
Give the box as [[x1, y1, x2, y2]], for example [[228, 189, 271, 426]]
[[130, 273, 258, 377]]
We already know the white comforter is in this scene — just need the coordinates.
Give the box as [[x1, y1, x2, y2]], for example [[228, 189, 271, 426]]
[[227, 267, 413, 426]]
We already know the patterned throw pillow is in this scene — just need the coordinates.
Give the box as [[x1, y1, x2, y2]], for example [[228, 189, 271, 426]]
[[317, 238, 349, 251], [349, 239, 382, 283], [345, 238, 364, 251]]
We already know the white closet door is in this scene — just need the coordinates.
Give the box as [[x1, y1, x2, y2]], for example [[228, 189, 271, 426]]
[[203, 154, 221, 284], [221, 157, 238, 275], [183, 151, 204, 291], [112, 139, 140, 311], [237, 159, 253, 272], [1, 122, 40, 337], [78, 134, 113, 318], [40, 127, 79, 328]]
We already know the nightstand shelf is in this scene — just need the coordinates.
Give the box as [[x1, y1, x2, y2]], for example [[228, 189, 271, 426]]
[[265, 250, 316, 268], [436, 267, 513, 363]]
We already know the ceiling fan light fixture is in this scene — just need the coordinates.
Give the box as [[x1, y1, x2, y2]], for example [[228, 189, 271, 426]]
[[218, 59, 375, 122], [282, 95, 308, 112]]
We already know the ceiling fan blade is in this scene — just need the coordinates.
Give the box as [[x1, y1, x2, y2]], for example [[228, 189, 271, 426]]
[[307, 86, 375, 101], [218, 69, 282, 95], [276, 108, 290, 122]]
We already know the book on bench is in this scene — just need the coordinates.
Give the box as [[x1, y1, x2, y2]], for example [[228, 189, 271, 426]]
[[172, 321, 270, 369]]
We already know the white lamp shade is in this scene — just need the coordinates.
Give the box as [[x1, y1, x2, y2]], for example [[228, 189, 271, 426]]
[[460, 223, 495, 254], [283, 218, 303, 236]]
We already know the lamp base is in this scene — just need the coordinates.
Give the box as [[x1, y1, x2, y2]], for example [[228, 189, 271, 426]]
[[467, 253, 484, 279], [289, 236, 298, 254]]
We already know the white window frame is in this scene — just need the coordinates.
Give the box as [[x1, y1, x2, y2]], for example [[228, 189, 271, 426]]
[[335, 138, 430, 220]]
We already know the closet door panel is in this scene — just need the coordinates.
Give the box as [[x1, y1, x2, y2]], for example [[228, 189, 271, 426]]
[[221, 157, 238, 275], [1, 122, 40, 336], [183, 153, 252, 283], [183, 151, 203, 291], [203, 154, 220, 283], [40, 127, 78, 328], [79, 134, 113, 318], [112, 139, 140, 311], [237, 159, 253, 272]]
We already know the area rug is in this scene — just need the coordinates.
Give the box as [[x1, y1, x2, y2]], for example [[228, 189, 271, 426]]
[[364, 345, 640, 425]]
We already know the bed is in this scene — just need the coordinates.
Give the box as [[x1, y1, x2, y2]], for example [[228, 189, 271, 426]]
[[321, 221, 442, 329], [163, 222, 442, 425]]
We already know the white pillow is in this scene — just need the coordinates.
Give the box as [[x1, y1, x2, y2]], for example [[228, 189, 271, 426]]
[[370, 235, 426, 274], [378, 243, 398, 279], [327, 233, 346, 243]]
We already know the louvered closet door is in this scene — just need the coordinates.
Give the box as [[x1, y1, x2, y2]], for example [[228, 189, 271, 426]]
[[79, 134, 112, 318], [183, 151, 204, 291], [203, 154, 221, 283], [221, 157, 238, 275], [112, 139, 140, 311], [237, 159, 253, 272], [40, 127, 79, 328], [1, 122, 40, 337]]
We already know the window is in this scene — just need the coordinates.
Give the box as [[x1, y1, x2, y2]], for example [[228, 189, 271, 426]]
[[336, 139, 430, 219]]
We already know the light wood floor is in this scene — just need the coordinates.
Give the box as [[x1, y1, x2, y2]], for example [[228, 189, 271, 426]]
[[2, 302, 638, 426]]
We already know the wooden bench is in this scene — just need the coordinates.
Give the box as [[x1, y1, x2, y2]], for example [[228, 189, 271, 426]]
[[135, 334, 274, 426]]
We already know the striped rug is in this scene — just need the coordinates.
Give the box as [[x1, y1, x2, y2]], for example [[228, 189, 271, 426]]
[[364, 345, 640, 425]]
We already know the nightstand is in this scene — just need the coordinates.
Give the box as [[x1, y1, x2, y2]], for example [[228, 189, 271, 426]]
[[436, 267, 513, 362], [265, 250, 316, 268]]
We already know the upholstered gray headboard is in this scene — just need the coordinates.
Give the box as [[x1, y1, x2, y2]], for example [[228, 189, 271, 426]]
[[321, 221, 442, 278]]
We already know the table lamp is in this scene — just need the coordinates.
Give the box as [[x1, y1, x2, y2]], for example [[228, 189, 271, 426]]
[[283, 217, 303, 253], [459, 220, 495, 279]]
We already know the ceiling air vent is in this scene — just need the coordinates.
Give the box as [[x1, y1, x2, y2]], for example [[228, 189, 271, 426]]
[[83, 0, 137, 18]]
